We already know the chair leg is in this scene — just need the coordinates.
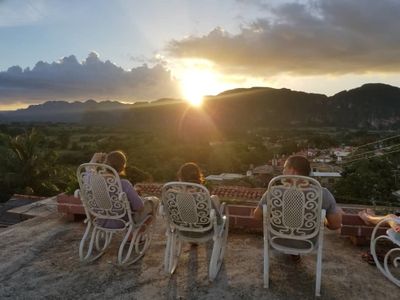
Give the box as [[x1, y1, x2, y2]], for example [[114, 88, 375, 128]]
[[209, 239, 220, 281], [118, 221, 153, 266], [209, 217, 229, 281], [168, 232, 181, 275], [134, 223, 152, 255], [315, 240, 323, 297], [263, 235, 270, 288], [120, 230, 143, 266], [95, 230, 113, 252], [164, 229, 172, 273], [79, 222, 106, 262]]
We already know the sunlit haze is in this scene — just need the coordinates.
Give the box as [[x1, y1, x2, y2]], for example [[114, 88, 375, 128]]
[[176, 59, 237, 107]]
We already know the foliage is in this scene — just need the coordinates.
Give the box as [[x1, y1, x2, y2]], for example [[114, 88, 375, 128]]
[[0, 129, 75, 200], [1, 123, 399, 207], [125, 165, 152, 185], [334, 157, 399, 205]]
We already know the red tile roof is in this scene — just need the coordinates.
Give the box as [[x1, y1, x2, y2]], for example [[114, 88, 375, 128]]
[[135, 183, 266, 201]]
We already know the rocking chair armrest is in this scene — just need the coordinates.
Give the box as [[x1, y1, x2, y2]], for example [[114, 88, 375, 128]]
[[320, 209, 326, 221], [210, 208, 216, 222], [159, 204, 165, 216], [262, 204, 268, 228], [219, 202, 227, 217], [320, 209, 326, 228], [210, 208, 220, 231], [210, 208, 220, 239], [217, 216, 227, 238]]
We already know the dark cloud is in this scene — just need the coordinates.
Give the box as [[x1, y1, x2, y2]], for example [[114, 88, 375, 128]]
[[167, 0, 400, 76], [0, 52, 180, 104]]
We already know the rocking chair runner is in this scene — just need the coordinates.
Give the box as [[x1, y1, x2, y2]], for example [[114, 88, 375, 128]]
[[160, 181, 229, 281], [262, 175, 326, 297], [75, 163, 154, 265], [370, 216, 400, 287]]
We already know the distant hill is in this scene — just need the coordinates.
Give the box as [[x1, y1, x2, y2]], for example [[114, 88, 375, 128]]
[[0, 83, 399, 129], [0, 99, 133, 123], [328, 83, 400, 128]]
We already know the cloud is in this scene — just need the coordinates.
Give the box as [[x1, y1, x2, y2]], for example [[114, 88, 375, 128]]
[[0, 0, 46, 27], [0, 52, 180, 104], [167, 0, 400, 76]]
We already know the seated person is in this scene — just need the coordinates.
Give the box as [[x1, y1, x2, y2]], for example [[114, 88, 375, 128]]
[[89, 151, 158, 228], [254, 155, 342, 230], [177, 162, 221, 214], [172, 162, 223, 243], [359, 209, 400, 233]]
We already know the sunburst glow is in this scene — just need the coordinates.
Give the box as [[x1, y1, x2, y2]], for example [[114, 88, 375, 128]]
[[175, 59, 234, 107], [179, 69, 214, 106]]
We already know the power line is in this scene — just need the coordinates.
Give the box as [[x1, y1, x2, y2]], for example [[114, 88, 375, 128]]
[[352, 134, 400, 152], [346, 142, 400, 160], [343, 147, 400, 164]]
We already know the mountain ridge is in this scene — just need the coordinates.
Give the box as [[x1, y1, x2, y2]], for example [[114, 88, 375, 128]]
[[0, 83, 399, 129]]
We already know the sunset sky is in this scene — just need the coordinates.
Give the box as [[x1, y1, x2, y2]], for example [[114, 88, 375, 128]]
[[1, 0, 400, 109]]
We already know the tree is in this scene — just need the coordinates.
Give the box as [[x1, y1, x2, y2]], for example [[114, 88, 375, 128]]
[[334, 157, 398, 205], [125, 165, 152, 184], [0, 128, 72, 199]]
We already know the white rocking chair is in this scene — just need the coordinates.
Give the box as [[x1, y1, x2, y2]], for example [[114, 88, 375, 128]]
[[370, 216, 400, 287], [160, 181, 229, 281], [262, 175, 326, 297], [75, 163, 154, 265]]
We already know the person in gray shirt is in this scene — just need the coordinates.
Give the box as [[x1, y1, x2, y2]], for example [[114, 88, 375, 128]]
[[254, 155, 342, 230]]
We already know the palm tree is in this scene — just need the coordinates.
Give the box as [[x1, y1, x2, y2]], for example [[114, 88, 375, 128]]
[[0, 128, 63, 197]]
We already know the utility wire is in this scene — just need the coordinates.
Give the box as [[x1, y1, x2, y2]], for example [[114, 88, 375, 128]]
[[342, 147, 400, 164], [346, 142, 400, 160], [352, 134, 400, 152]]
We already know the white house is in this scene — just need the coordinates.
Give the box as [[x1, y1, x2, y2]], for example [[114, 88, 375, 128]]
[[205, 173, 245, 182]]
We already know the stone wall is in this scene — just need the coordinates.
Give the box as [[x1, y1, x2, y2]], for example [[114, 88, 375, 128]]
[[57, 184, 394, 242]]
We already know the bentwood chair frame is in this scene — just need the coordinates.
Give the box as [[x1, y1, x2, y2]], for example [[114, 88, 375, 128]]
[[263, 175, 326, 296], [75, 163, 153, 265], [370, 216, 400, 287], [160, 181, 229, 281]]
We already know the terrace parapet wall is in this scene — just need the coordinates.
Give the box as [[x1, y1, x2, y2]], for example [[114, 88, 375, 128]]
[[340, 205, 391, 246], [56, 183, 394, 241]]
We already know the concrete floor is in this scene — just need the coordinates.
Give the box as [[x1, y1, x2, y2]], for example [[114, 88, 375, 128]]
[[0, 214, 398, 300]]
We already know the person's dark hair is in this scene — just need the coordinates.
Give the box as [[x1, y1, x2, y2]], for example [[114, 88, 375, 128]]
[[177, 162, 204, 184], [286, 155, 311, 176], [105, 150, 127, 175]]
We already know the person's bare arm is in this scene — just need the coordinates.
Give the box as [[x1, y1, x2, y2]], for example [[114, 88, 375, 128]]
[[253, 206, 263, 221], [325, 209, 343, 230], [89, 152, 106, 163]]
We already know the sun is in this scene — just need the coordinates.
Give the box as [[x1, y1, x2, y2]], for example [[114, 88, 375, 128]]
[[179, 65, 223, 107], [173, 58, 239, 106], [181, 80, 204, 107], [179, 70, 209, 106]]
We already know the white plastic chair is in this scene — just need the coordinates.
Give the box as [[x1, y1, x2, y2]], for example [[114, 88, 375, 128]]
[[75, 163, 154, 265], [160, 181, 229, 281], [370, 216, 400, 287], [262, 175, 326, 296]]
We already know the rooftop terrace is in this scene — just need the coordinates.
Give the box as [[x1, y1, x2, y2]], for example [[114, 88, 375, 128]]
[[0, 207, 398, 299]]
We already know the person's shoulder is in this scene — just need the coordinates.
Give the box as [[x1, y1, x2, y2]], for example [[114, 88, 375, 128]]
[[120, 178, 134, 188], [322, 187, 336, 201]]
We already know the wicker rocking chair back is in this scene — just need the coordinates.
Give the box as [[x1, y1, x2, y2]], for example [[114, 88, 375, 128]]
[[162, 181, 213, 232], [266, 175, 323, 241], [77, 163, 131, 224], [263, 175, 326, 296]]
